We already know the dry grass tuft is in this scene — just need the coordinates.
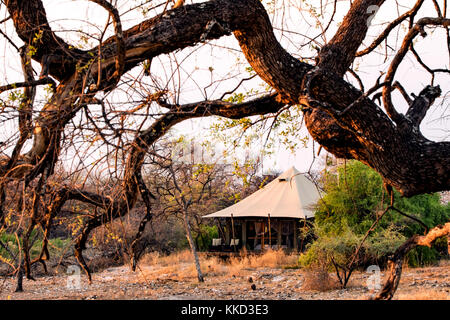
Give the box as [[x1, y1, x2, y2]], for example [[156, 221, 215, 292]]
[[225, 249, 298, 276], [140, 250, 194, 267], [396, 289, 450, 300], [139, 250, 225, 280], [301, 269, 340, 292], [438, 259, 450, 267], [139, 249, 298, 280]]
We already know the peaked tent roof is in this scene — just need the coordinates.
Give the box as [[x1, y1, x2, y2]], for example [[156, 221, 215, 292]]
[[203, 166, 320, 219]]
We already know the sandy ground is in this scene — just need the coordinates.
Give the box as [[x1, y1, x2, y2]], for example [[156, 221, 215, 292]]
[[0, 262, 449, 300]]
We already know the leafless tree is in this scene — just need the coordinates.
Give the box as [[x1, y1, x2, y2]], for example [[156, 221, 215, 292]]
[[145, 140, 220, 282]]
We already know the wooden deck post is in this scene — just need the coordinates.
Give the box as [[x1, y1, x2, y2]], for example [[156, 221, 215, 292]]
[[231, 214, 236, 252], [293, 220, 298, 251], [242, 220, 247, 249], [225, 219, 231, 245], [261, 221, 265, 250], [216, 218, 226, 244], [447, 235, 450, 256], [300, 218, 307, 252], [277, 220, 282, 249]]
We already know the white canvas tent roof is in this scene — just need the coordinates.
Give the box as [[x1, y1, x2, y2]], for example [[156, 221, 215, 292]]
[[203, 166, 320, 219]]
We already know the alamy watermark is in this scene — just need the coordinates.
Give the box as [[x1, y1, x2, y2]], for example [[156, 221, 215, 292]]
[[169, 138, 265, 166], [66, 265, 82, 290], [366, 265, 381, 291], [367, 5, 380, 27]]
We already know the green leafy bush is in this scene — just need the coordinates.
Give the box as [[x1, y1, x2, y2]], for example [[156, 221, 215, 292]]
[[0, 231, 70, 262], [302, 160, 450, 271], [299, 222, 406, 271]]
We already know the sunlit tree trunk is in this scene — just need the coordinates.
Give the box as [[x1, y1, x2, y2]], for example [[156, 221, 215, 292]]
[[182, 208, 204, 283]]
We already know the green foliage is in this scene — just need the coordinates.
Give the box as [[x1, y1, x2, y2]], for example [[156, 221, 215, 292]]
[[315, 161, 384, 234], [0, 231, 70, 262], [395, 192, 450, 237], [299, 223, 364, 270], [302, 160, 450, 269], [299, 222, 406, 270], [367, 226, 408, 260], [193, 225, 219, 251]]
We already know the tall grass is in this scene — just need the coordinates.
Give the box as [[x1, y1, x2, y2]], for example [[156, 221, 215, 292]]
[[139, 249, 299, 280], [396, 289, 449, 300]]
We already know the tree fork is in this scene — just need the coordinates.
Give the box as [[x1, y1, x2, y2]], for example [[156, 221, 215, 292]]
[[129, 170, 155, 271]]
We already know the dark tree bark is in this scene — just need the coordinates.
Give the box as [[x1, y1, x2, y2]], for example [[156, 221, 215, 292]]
[[3, 0, 449, 197], [15, 264, 24, 293]]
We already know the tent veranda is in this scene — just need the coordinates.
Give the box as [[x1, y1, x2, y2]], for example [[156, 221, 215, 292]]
[[203, 166, 321, 251]]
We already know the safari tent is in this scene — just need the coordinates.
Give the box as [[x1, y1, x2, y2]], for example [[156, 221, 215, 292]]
[[203, 166, 321, 251]]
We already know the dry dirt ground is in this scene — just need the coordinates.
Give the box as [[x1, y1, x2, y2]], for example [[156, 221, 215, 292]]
[[0, 251, 449, 300]]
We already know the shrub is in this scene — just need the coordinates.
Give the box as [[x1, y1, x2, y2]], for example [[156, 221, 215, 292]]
[[302, 269, 339, 292], [299, 223, 406, 269], [311, 160, 450, 268]]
